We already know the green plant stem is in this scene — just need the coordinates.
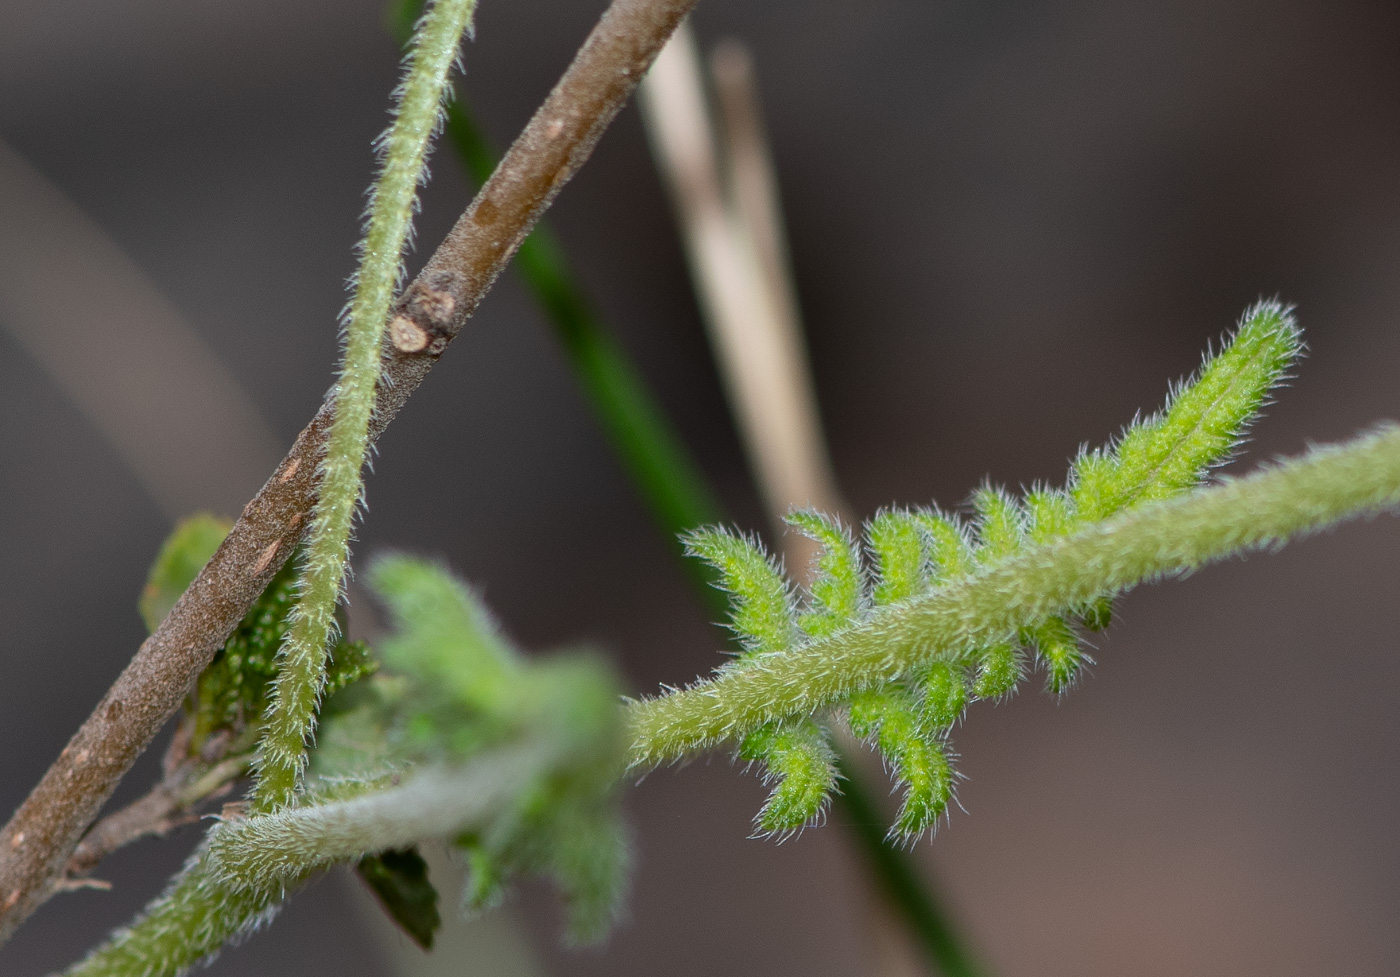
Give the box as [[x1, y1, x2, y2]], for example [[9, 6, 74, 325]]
[[255, 0, 478, 813], [629, 424, 1400, 764], [834, 749, 984, 977], [61, 846, 298, 977], [63, 753, 542, 977]]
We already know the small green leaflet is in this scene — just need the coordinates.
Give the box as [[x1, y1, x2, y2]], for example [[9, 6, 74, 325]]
[[356, 847, 442, 951]]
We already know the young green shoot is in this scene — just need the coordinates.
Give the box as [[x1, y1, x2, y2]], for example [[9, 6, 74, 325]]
[[253, 0, 478, 812]]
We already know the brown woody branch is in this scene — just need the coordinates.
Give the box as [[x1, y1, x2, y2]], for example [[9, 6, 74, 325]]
[[0, 0, 697, 943]]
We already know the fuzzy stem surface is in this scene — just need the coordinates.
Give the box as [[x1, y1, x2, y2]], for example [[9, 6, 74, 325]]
[[629, 425, 1400, 763], [63, 750, 545, 977], [253, 0, 478, 813]]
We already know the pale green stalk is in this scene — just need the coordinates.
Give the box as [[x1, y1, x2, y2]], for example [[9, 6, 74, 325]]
[[253, 0, 477, 812], [210, 750, 552, 888], [628, 424, 1400, 763], [60, 841, 300, 977], [61, 754, 543, 977]]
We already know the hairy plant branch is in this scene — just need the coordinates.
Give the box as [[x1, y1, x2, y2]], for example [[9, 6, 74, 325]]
[[62, 750, 545, 977], [627, 423, 1400, 766], [0, 0, 699, 942], [53, 313, 1399, 971], [252, 0, 478, 814]]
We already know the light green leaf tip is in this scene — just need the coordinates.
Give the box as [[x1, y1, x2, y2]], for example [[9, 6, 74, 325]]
[[740, 719, 839, 834], [1026, 615, 1086, 694], [787, 509, 863, 637], [917, 660, 968, 732], [972, 488, 1025, 563], [868, 509, 928, 604], [848, 688, 954, 839], [1025, 488, 1074, 544], [971, 642, 1023, 699], [912, 508, 975, 583], [684, 527, 795, 657], [1074, 300, 1302, 520]]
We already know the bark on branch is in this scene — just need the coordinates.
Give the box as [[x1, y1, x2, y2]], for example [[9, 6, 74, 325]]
[[0, 0, 697, 943]]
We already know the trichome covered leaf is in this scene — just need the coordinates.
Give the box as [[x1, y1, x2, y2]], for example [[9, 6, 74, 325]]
[[658, 303, 1303, 840]]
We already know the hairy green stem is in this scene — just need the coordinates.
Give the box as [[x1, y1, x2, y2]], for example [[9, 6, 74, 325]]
[[62, 753, 543, 977], [629, 425, 1400, 763], [254, 0, 477, 812], [211, 750, 551, 889], [61, 846, 298, 977]]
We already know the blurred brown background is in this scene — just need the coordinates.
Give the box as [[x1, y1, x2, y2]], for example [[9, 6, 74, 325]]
[[2, 0, 1399, 974]]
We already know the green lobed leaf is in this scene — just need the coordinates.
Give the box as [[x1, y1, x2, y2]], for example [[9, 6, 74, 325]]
[[847, 687, 954, 839], [660, 305, 1306, 841], [868, 510, 928, 605], [1074, 301, 1302, 520], [1025, 615, 1086, 694], [916, 660, 968, 732], [786, 510, 863, 637], [911, 509, 975, 584], [1025, 488, 1075, 544], [971, 488, 1025, 563], [364, 556, 630, 943], [740, 719, 839, 834], [971, 642, 1023, 699], [369, 553, 516, 749]]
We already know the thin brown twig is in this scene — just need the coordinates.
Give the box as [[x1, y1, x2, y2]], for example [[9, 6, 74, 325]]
[[65, 730, 252, 882], [0, 0, 697, 943]]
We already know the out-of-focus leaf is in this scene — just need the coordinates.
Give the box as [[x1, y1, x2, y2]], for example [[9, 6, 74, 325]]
[[356, 847, 442, 950]]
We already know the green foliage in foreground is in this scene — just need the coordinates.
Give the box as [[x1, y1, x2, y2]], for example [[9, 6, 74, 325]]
[[668, 302, 1302, 839], [67, 557, 626, 976], [362, 555, 631, 943]]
